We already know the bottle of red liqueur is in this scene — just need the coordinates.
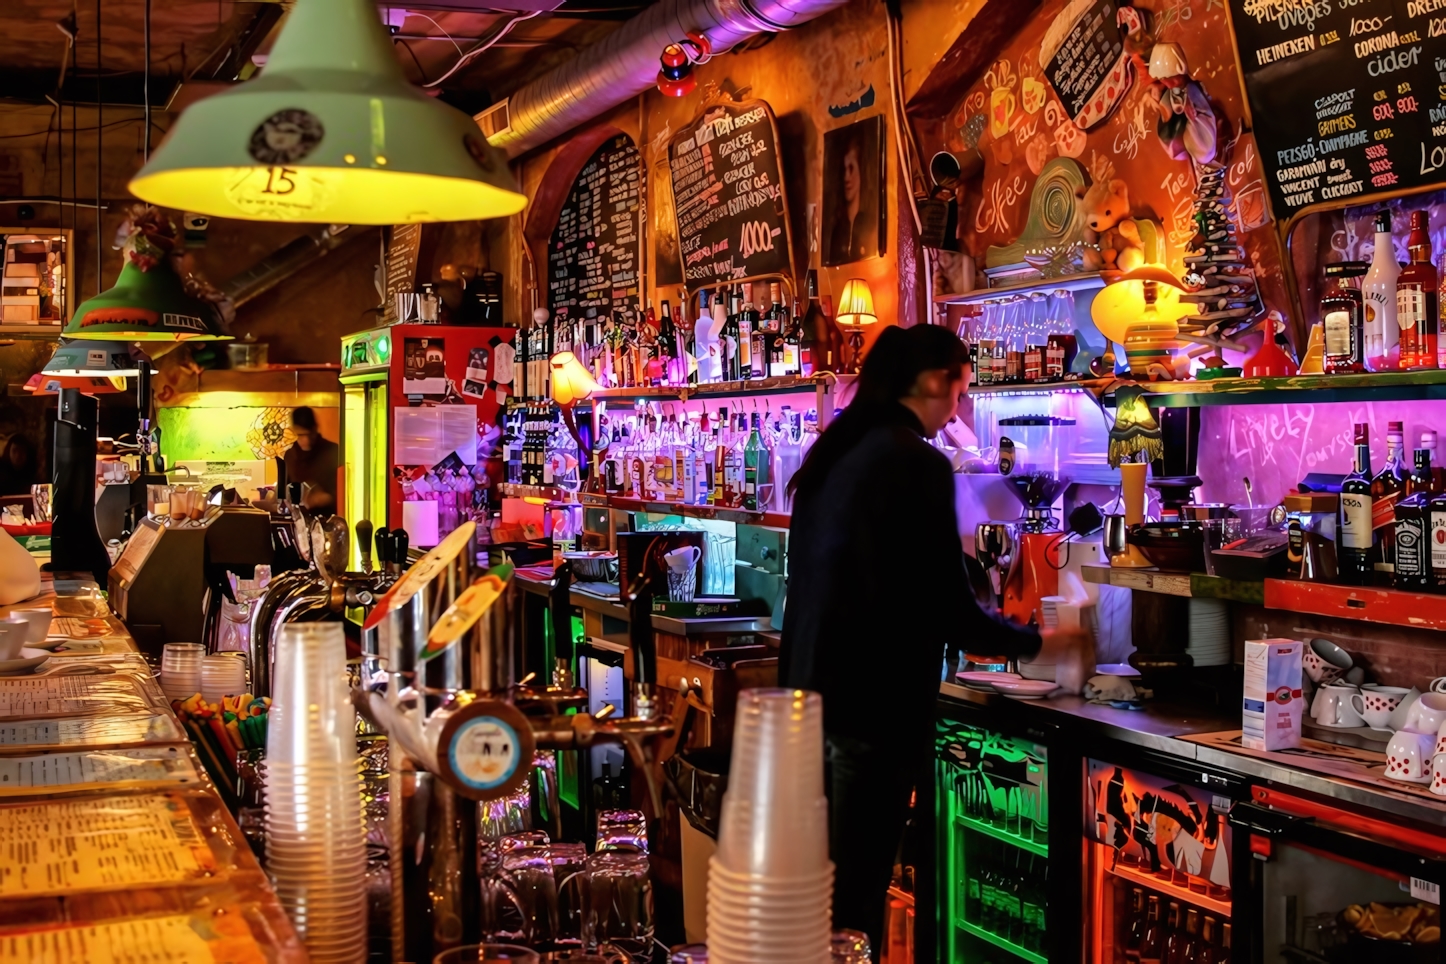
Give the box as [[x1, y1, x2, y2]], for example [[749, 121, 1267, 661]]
[[1397, 210, 1439, 370]]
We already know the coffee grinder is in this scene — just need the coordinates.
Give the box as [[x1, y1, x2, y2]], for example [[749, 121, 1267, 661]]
[[997, 416, 1075, 626]]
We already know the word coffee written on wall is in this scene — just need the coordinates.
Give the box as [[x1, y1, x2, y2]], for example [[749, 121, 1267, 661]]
[[1229, 0, 1446, 220], [548, 135, 642, 322], [667, 99, 793, 289]]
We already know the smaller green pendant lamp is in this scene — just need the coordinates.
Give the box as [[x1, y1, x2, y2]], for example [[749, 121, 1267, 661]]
[[127, 0, 526, 224], [44, 340, 158, 377], [64, 259, 231, 342]]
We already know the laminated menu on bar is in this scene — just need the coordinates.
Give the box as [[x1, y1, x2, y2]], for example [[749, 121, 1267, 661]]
[[0, 791, 254, 898], [0, 714, 185, 753], [0, 747, 201, 796], [0, 675, 162, 720], [0, 911, 278, 963]]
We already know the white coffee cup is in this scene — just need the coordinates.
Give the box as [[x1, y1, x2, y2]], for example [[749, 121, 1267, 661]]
[[1405, 691, 1446, 735], [1387, 729, 1436, 783], [664, 545, 702, 571], [1311, 683, 1364, 728], [0, 621, 25, 661], [7, 609, 51, 645], [1352, 686, 1410, 730], [1432, 752, 1446, 797], [1388, 687, 1424, 732]]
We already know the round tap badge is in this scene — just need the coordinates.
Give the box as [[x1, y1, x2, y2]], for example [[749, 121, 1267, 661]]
[[437, 699, 536, 800], [249, 109, 325, 165]]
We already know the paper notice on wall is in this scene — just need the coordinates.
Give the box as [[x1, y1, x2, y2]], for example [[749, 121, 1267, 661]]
[[394, 405, 477, 467]]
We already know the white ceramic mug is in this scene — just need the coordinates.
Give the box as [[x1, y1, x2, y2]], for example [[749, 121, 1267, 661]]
[[1311, 683, 1363, 728], [1388, 687, 1424, 732], [1302, 648, 1344, 685], [0, 621, 25, 661], [1406, 692, 1446, 735], [1386, 729, 1436, 783], [1353, 687, 1409, 730], [1430, 677, 1446, 694], [1432, 752, 1446, 797], [7, 609, 50, 645]]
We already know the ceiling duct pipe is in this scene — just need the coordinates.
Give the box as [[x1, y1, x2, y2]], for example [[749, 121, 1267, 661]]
[[481, 0, 850, 157], [222, 224, 360, 308]]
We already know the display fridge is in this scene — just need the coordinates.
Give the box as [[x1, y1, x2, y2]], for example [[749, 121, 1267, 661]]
[[1230, 785, 1445, 964], [936, 699, 1078, 964], [1084, 748, 1251, 964], [339, 323, 516, 565]]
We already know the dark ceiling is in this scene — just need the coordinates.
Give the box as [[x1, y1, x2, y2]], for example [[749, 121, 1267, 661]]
[[0, 0, 650, 116]]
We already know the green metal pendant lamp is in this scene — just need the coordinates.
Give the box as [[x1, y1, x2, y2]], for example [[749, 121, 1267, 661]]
[[44, 340, 158, 377], [63, 259, 231, 341], [128, 0, 526, 224]]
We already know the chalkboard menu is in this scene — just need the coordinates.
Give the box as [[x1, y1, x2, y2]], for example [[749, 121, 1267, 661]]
[[1229, 0, 1446, 222], [1042, 0, 1124, 121], [548, 135, 642, 321], [667, 99, 793, 289], [383, 223, 422, 322]]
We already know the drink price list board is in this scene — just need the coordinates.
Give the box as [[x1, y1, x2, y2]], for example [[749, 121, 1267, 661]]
[[1227, 0, 1446, 222], [667, 99, 793, 289], [548, 135, 642, 322]]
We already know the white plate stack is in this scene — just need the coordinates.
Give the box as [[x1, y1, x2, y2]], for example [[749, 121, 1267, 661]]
[[707, 688, 832, 964], [201, 652, 248, 702], [265, 623, 366, 964], [159, 643, 204, 701], [1187, 597, 1231, 667]]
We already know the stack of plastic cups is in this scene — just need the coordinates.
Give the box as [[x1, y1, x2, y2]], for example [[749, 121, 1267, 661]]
[[160, 643, 204, 701], [265, 623, 367, 964], [707, 688, 832, 964], [201, 652, 248, 702]]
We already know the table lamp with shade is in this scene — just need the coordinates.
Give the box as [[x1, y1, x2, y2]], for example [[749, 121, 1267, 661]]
[[835, 278, 877, 373], [1090, 266, 1194, 379]]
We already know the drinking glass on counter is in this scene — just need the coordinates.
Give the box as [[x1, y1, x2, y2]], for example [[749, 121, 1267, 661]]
[[433, 946, 539, 964], [596, 809, 648, 852], [587, 849, 654, 956], [160, 642, 204, 701]]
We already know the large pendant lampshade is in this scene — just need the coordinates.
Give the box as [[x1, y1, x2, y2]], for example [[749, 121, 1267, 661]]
[[63, 259, 231, 342], [127, 0, 527, 224], [44, 340, 158, 377]]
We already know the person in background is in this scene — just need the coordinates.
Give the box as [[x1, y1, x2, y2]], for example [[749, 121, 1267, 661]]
[[781, 324, 1068, 959], [0, 434, 38, 496], [284, 407, 338, 511]]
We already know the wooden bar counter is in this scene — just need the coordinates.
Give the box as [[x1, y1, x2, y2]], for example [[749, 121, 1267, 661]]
[[0, 575, 305, 963]]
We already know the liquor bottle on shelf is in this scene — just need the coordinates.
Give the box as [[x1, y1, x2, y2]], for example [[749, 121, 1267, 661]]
[[1139, 895, 1164, 964], [657, 300, 679, 387], [799, 270, 829, 374], [1179, 908, 1202, 964], [1214, 922, 1232, 964], [734, 286, 753, 381], [1020, 853, 1046, 951], [1005, 848, 1025, 943], [743, 413, 769, 511], [1398, 210, 1439, 370], [1364, 210, 1400, 370], [1373, 420, 1409, 582], [1162, 901, 1185, 964], [1200, 916, 1218, 964], [1396, 448, 1433, 591], [1339, 423, 1375, 585], [1125, 887, 1147, 962], [782, 297, 802, 377], [720, 291, 740, 382], [1322, 261, 1369, 374]]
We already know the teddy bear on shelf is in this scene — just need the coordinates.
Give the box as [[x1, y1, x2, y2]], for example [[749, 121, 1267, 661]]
[[1076, 178, 1144, 272]]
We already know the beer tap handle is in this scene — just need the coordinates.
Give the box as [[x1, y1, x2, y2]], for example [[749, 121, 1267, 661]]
[[550, 561, 575, 686], [373, 528, 392, 571], [356, 519, 374, 573], [392, 530, 409, 572]]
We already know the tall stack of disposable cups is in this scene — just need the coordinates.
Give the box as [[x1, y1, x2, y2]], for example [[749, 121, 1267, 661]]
[[265, 623, 366, 963], [707, 688, 832, 964]]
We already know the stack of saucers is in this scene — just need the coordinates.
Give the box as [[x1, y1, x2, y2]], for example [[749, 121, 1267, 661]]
[[1187, 597, 1231, 667]]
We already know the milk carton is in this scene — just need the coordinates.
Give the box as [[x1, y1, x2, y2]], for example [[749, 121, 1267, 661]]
[[1242, 638, 1304, 751]]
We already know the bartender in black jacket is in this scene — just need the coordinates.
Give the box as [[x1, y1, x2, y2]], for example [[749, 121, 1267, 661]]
[[782, 324, 1066, 959]]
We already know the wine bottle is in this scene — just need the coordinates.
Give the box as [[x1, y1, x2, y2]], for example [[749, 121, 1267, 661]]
[[1139, 895, 1164, 964], [743, 413, 768, 511], [1398, 210, 1439, 370], [1180, 908, 1202, 964], [1339, 423, 1375, 585], [1162, 902, 1184, 964], [657, 300, 679, 387], [1214, 922, 1232, 964], [1125, 887, 1147, 962], [1397, 449, 1433, 591], [800, 270, 834, 374]]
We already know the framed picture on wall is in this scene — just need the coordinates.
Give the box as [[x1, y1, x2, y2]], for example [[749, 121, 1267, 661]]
[[821, 116, 886, 267]]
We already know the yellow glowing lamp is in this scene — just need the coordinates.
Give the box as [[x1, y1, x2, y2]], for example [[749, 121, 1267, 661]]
[[128, 0, 526, 224], [550, 351, 602, 407], [1090, 265, 1196, 345], [835, 278, 878, 327]]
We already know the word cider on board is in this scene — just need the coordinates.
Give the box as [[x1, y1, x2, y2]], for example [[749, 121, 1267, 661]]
[[1227, 0, 1446, 220]]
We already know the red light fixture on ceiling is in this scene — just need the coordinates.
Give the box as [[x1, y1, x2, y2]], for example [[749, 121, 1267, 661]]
[[657, 32, 712, 97]]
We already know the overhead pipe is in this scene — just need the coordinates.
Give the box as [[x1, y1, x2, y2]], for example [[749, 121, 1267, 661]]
[[483, 0, 851, 157]]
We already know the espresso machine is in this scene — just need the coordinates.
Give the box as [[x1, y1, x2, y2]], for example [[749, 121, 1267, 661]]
[[997, 416, 1075, 627]]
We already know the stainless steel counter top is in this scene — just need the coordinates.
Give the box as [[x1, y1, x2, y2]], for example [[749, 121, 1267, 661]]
[[939, 681, 1446, 828]]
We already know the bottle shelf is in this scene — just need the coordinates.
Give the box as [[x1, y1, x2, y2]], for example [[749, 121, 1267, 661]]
[[967, 369, 1446, 408], [1080, 565, 1264, 605], [1263, 579, 1446, 632], [956, 918, 1049, 963], [580, 493, 790, 529], [955, 814, 1049, 857], [1104, 861, 1232, 919], [587, 373, 843, 402]]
